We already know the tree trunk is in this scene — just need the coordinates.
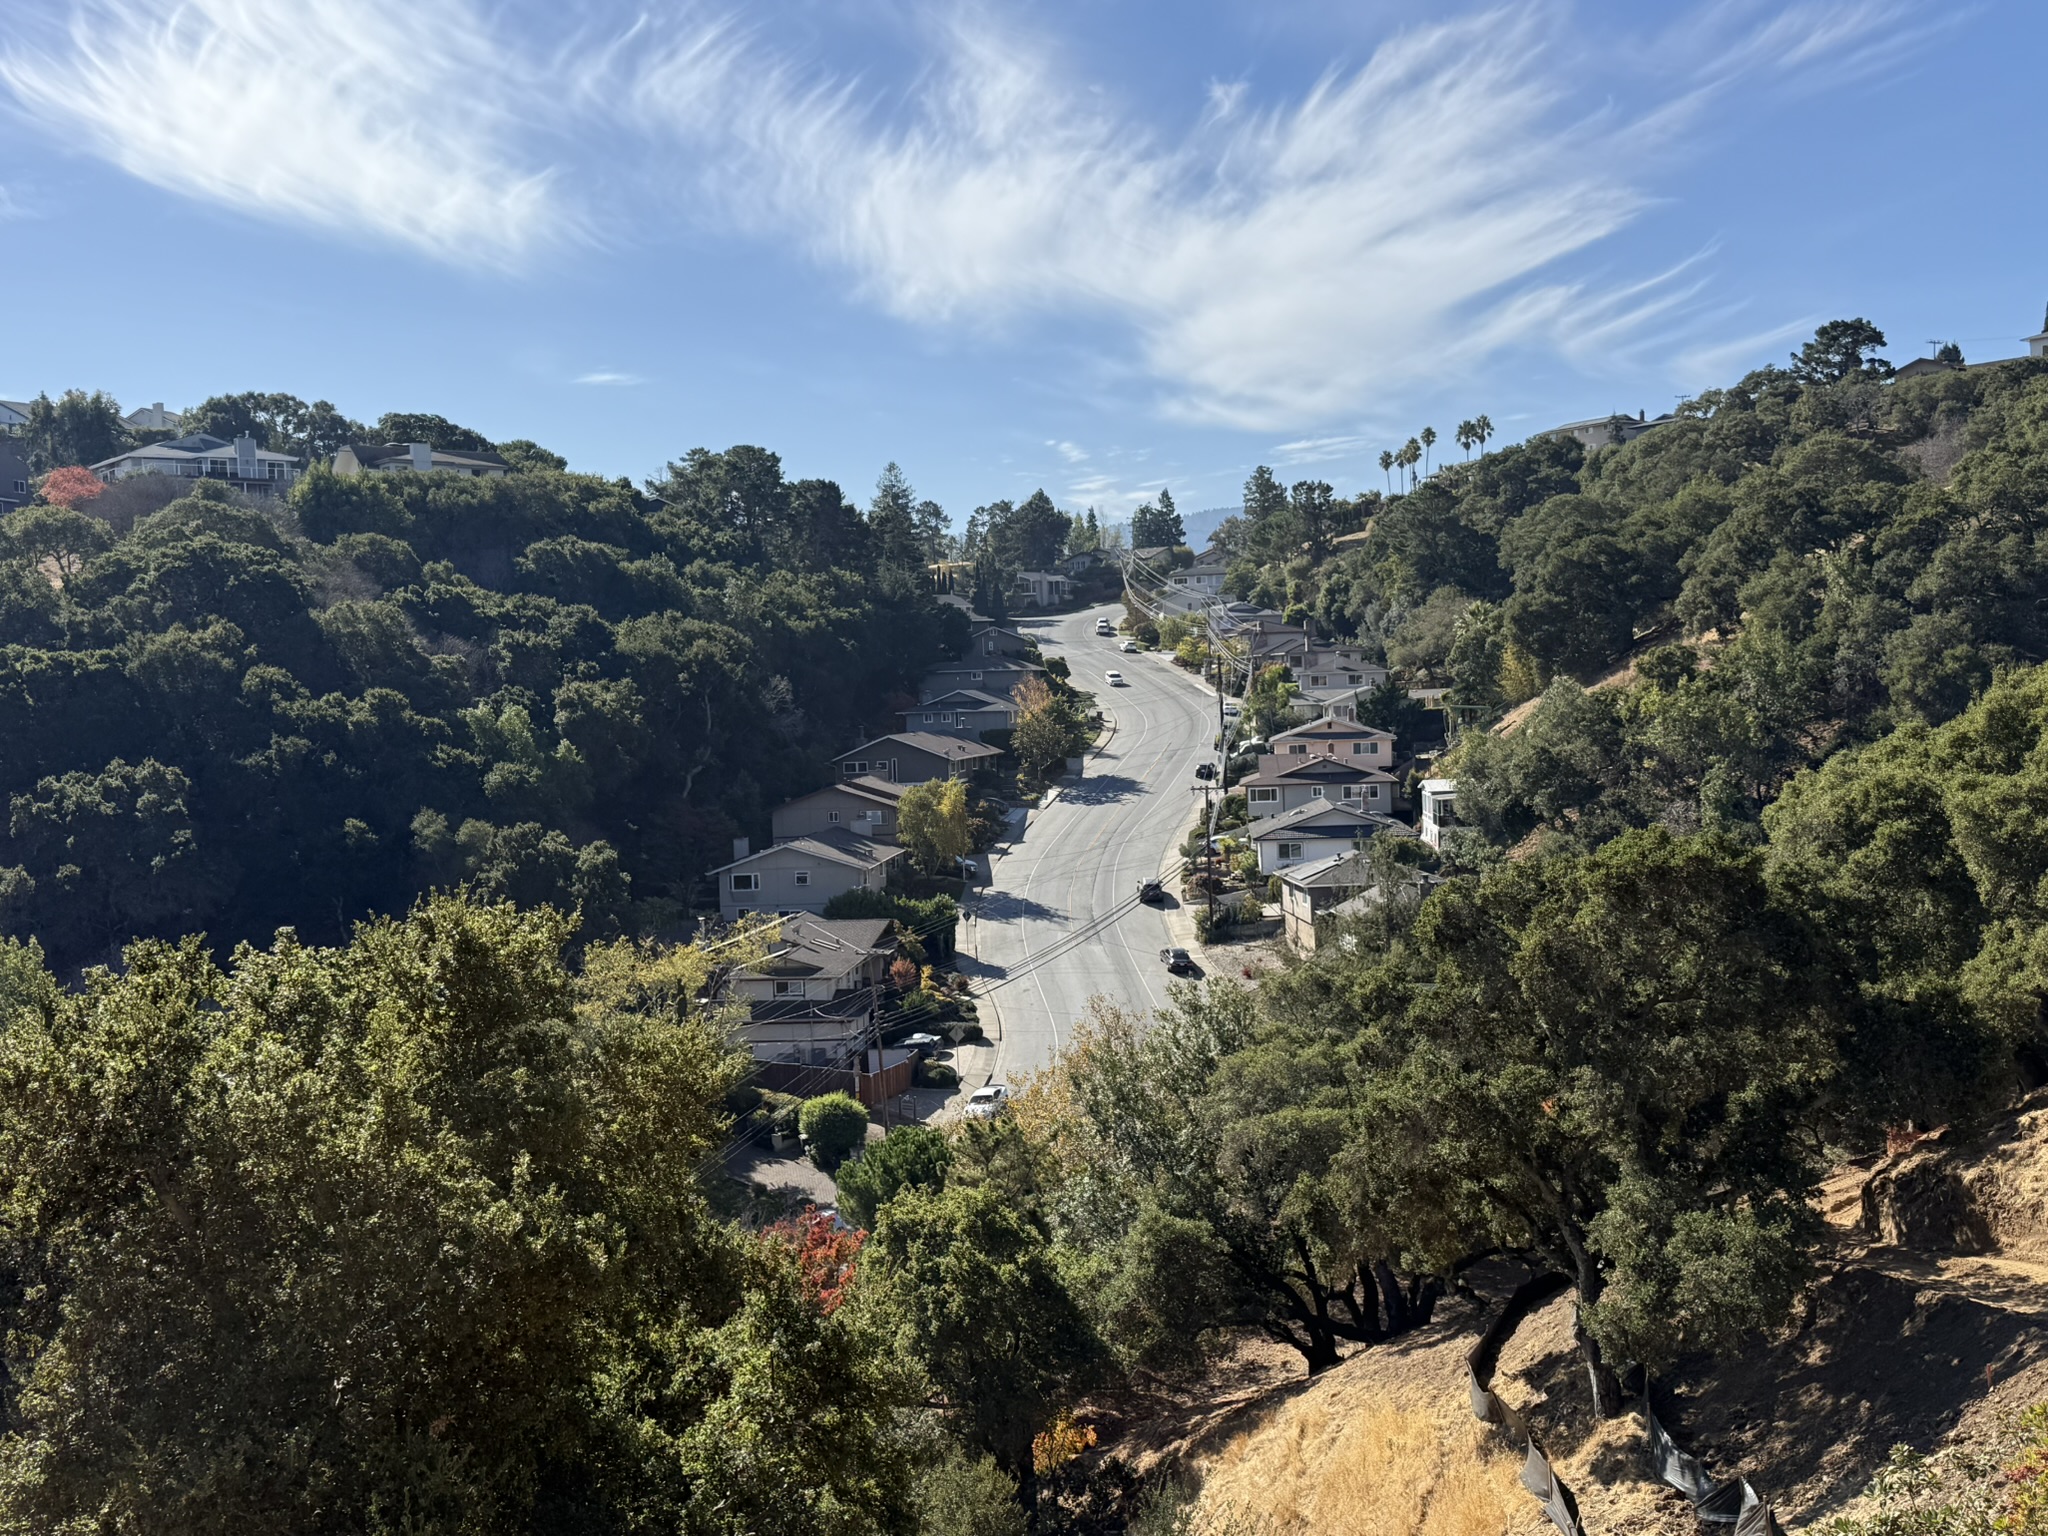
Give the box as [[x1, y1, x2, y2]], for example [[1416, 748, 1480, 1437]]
[[1571, 1274, 1624, 1418]]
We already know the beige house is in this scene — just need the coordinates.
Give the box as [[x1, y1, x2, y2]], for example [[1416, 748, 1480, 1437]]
[[332, 442, 509, 478], [727, 916, 897, 1066], [1267, 717, 1395, 766], [711, 829, 904, 921], [770, 777, 906, 844]]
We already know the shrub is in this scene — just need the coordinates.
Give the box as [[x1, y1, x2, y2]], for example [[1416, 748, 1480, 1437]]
[[889, 957, 920, 991], [913, 1450, 1024, 1536], [759, 1091, 803, 1140], [916, 1061, 959, 1090], [835, 1124, 953, 1229], [799, 1092, 868, 1172]]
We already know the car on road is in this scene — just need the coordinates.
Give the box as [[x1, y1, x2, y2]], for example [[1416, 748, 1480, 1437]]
[[955, 856, 979, 879], [1160, 947, 1196, 974], [1105, 670, 1125, 686], [1221, 701, 1242, 717], [900, 1032, 944, 1053], [1094, 619, 1115, 635], [1119, 639, 1138, 653], [1137, 879, 1165, 903], [963, 1084, 1011, 1120]]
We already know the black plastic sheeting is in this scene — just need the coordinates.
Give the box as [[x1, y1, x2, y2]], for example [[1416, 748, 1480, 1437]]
[[1466, 1302, 1789, 1536]]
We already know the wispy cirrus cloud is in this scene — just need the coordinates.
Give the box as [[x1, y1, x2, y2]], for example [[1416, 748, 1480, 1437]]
[[575, 370, 648, 386], [0, 0, 568, 266], [625, 2, 1920, 431]]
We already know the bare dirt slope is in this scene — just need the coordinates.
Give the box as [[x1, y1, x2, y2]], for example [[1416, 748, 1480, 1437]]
[[1160, 1096, 2048, 1534]]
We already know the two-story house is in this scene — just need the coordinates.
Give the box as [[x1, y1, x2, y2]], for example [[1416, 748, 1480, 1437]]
[[966, 623, 1035, 660], [332, 442, 510, 478], [712, 829, 905, 921], [90, 433, 302, 497], [1240, 801, 1412, 875], [726, 916, 898, 1066], [1277, 854, 1439, 953], [1266, 718, 1396, 767], [0, 441, 30, 513], [1169, 561, 1227, 597], [1239, 753, 1401, 816], [899, 690, 1019, 739], [1418, 779, 1459, 850], [831, 732, 1002, 784], [770, 776, 906, 843], [918, 657, 1042, 701]]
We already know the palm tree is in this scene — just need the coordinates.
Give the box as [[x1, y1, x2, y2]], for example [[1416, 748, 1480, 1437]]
[[1400, 437, 1421, 490], [1420, 426, 1437, 476], [1455, 420, 1475, 460], [1379, 449, 1394, 494], [1473, 414, 1494, 455]]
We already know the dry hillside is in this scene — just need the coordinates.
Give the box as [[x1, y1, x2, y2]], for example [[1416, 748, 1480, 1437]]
[[1122, 1095, 2048, 1534]]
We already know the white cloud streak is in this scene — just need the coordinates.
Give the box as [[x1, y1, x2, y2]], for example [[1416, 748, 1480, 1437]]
[[575, 370, 648, 386], [0, 0, 566, 266]]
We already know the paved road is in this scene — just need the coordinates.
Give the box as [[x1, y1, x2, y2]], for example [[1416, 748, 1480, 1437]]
[[965, 602, 1223, 1084]]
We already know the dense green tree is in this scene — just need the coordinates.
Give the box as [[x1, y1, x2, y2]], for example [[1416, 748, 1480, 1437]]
[[373, 411, 494, 452], [1790, 317, 1895, 384], [184, 391, 366, 457], [1130, 492, 1185, 549], [20, 389, 129, 472], [801, 1091, 871, 1172], [898, 777, 972, 875], [837, 1124, 954, 1231]]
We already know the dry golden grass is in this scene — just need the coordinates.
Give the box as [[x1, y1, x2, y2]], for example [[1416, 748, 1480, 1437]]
[[1197, 1400, 1530, 1536]]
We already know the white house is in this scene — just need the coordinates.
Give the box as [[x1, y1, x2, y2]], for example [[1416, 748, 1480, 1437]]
[[711, 829, 905, 921], [1010, 569, 1071, 606], [726, 916, 898, 1066], [122, 402, 184, 433], [1418, 779, 1459, 850], [1169, 561, 1227, 597], [90, 433, 302, 497], [0, 400, 33, 432]]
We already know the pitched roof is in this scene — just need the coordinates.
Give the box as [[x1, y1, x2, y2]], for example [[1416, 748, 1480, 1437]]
[[1272, 717, 1394, 742], [1242, 801, 1403, 841], [736, 916, 895, 981], [908, 689, 1016, 711], [833, 732, 1003, 762], [707, 827, 902, 875], [341, 442, 508, 471], [776, 777, 907, 813], [1241, 755, 1399, 787], [92, 433, 300, 470]]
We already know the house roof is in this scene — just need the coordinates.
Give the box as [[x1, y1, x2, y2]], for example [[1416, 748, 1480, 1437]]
[[736, 916, 895, 982], [776, 777, 906, 815], [339, 442, 509, 472], [833, 732, 1003, 763], [1272, 718, 1393, 743], [1278, 849, 1381, 890], [1243, 801, 1407, 842], [907, 689, 1015, 711], [92, 432, 300, 470], [967, 623, 1029, 642], [1241, 755, 1399, 788], [707, 827, 902, 876], [926, 657, 1041, 674]]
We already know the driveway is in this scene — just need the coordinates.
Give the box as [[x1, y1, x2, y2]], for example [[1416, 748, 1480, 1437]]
[[962, 602, 1224, 1083]]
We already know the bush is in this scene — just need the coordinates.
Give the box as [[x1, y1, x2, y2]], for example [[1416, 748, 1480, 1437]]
[[1193, 906, 1235, 944], [917, 1061, 960, 1090], [913, 1450, 1024, 1536], [836, 1123, 954, 1229], [759, 1091, 803, 1140], [798, 1092, 869, 1172], [821, 890, 961, 959]]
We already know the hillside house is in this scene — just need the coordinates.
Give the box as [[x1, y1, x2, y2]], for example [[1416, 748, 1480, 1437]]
[[332, 442, 509, 478], [967, 623, 1034, 660], [900, 690, 1018, 739], [0, 441, 29, 514], [727, 916, 897, 1066], [832, 732, 1002, 785], [0, 401, 29, 432], [1278, 855, 1437, 953], [919, 657, 1042, 701], [122, 402, 184, 432], [1240, 754, 1401, 816], [1539, 409, 1676, 451], [771, 777, 906, 843], [90, 432, 302, 497], [1241, 801, 1412, 875], [1267, 718, 1395, 765], [1170, 561, 1227, 597], [711, 830, 903, 921], [1011, 570, 1070, 606], [1418, 779, 1459, 850]]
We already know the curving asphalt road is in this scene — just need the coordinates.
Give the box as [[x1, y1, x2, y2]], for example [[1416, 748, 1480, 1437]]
[[963, 602, 1225, 1084]]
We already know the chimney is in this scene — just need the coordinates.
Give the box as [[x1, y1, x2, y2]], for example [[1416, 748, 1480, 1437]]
[[732, 836, 750, 861], [408, 442, 433, 474], [233, 434, 258, 480]]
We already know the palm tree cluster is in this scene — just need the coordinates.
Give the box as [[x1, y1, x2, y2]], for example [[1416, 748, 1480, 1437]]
[[1381, 416, 1496, 494]]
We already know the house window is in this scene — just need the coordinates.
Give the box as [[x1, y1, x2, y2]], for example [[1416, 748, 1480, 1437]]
[[1310, 786, 1325, 798], [1368, 786, 1382, 800], [1308, 675, 1326, 686], [1249, 787, 1278, 804], [923, 713, 936, 723], [985, 639, 996, 654], [773, 980, 800, 997], [828, 811, 841, 823], [1342, 785, 1363, 801], [971, 671, 983, 681], [843, 760, 867, 776], [1347, 674, 1363, 685], [730, 873, 759, 892], [794, 871, 811, 887], [1277, 841, 1304, 862], [1288, 745, 1307, 755]]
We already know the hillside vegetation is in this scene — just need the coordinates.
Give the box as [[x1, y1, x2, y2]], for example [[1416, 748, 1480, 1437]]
[[0, 449, 962, 967]]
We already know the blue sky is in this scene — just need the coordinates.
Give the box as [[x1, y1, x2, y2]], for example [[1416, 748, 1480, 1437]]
[[1, 0, 2042, 528]]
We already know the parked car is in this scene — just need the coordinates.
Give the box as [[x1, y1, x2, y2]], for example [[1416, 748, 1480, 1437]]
[[1105, 670, 1125, 686], [1160, 947, 1196, 974], [1221, 701, 1242, 717], [1137, 879, 1165, 903], [1119, 639, 1138, 653], [963, 1084, 1011, 1120], [955, 856, 979, 879], [900, 1032, 944, 1053]]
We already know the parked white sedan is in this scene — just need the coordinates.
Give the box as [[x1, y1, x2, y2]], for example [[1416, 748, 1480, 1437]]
[[963, 1084, 1011, 1120]]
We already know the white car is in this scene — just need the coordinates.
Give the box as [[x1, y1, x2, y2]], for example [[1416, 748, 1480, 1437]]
[[1221, 701, 1242, 717], [1119, 639, 1138, 653], [1094, 620, 1114, 635], [964, 1084, 1011, 1120], [1105, 670, 1126, 686]]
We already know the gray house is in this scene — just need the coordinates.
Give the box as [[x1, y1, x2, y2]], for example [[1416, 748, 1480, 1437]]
[[919, 657, 1042, 701], [90, 433, 302, 497], [711, 829, 904, 921], [332, 442, 509, 478], [967, 623, 1035, 659], [900, 689, 1018, 739], [770, 776, 907, 843], [1241, 801, 1411, 875], [1240, 753, 1401, 816], [0, 441, 30, 513], [831, 732, 1002, 785]]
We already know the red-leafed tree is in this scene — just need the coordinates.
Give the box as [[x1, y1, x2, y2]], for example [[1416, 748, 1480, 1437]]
[[38, 467, 105, 509], [765, 1206, 866, 1315]]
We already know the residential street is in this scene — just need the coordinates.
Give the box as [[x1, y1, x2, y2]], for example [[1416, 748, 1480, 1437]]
[[964, 602, 1225, 1084]]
